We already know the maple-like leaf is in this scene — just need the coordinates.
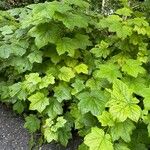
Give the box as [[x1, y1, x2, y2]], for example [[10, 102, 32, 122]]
[[93, 63, 122, 82], [115, 7, 133, 16], [55, 12, 89, 30], [27, 50, 43, 64], [97, 111, 114, 126], [56, 37, 77, 56], [23, 73, 41, 93], [77, 90, 108, 116], [74, 63, 88, 74], [71, 78, 85, 95], [39, 74, 55, 89], [107, 79, 141, 122], [54, 83, 71, 102], [114, 143, 130, 150], [90, 40, 110, 58], [0, 44, 26, 59], [44, 98, 63, 119], [28, 92, 49, 113], [121, 59, 145, 77], [84, 127, 114, 150], [138, 88, 150, 110], [58, 66, 75, 82], [28, 23, 62, 49], [110, 120, 135, 142], [13, 101, 24, 114], [24, 114, 40, 133]]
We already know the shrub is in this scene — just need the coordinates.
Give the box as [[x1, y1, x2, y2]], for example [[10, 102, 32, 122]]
[[0, 0, 150, 149]]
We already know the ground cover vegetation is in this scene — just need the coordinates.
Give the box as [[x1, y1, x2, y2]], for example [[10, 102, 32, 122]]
[[0, 0, 150, 149]]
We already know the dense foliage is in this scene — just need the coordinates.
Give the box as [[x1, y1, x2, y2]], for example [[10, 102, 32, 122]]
[[0, 0, 150, 149]]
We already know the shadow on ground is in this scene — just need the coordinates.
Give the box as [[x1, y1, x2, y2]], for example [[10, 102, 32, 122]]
[[0, 103, 82, 150]]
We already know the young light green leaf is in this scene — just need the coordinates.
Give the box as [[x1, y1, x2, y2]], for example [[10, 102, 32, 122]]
[[84, 127, 114, 150], [107, 79, 141, 122], [44, 127, 58, 143], [51, 117, 66, 132], [116, 7, 133, 16], [28, 92, 49, 113], [58, 66, 75, 82], [74, 63, 88, 74], [97, 111, 114, 126], [90, 41, 110, 58], [122, 59, 145, 77], [39, 74, 55, 89]]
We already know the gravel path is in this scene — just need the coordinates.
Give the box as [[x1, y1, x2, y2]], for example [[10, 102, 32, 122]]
[[0, 103, 81, 150]]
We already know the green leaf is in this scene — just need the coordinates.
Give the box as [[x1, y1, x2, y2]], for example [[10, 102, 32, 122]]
[[27, 50, 43, 64], [93, 63, 122, 82], [90, 41, 110, 58], [107, 79, 141, 122], [22, 2, 71, 27], [84, 127, 114, 150], [116, 26, 132, 39], [28, 23, 62, 49], [54, 83, 71, 102], [74, 33, 92, 49], [0, 25, 13, 35], [9, 57, 32, 73], [116, 7, 133, 16], [55, 12, 89, 30], [121, 59, 145, 77], [71, 78, 85, 95], [51, 117, 66, 132], [28, 92, 49, 113], [0, 44, 26, 59], [78, 143, 89, 150], [58, 66, 75, 82], [25, 73, 41, 84], [138, 88, 150, 110], [44, 127, 58, 143], [23, 73, 41, 93], [114, 143, 130, 150], [9, 82, 22, 97], [24, 114, 40, 133], [56, 37, 76, 56], [43, 116, 66, 143], [75, 63, 88, 74], [58, 127, 71, 146], [97, 111, 114, 126], [77, 90, 108, 116], [44, 98, 63, 119], [13, 101, 24, 114], [110, 120, 135, 142], [128, 17, 149, 27], [122, 76, 148, 95], [39, 74, 55, 89]]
